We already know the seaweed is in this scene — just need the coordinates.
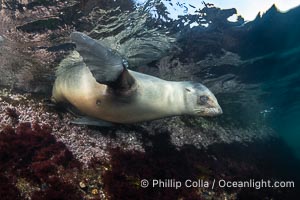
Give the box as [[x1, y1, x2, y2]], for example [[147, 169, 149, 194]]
[[0, 175, 21, 200], [0, 112, 83, 199]]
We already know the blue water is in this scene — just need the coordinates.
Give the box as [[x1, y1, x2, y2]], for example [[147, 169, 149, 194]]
[[144, 1, 300, 158], [265, 51, 300, 157], [242, 7, 300, 158]]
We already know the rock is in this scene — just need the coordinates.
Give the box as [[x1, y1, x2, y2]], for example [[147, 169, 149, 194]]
[[17, 17, 63, 32], [0, 35, 4, 43]]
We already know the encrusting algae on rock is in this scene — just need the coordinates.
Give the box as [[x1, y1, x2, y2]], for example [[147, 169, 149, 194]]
[[0, 89, 137, 199], [0, 121, 83, 199], [0, 99, 110, 199], [1, 87, 299, 199]]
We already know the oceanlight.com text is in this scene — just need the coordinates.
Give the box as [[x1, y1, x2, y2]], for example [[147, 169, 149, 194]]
[[140, 179, 295, 190]]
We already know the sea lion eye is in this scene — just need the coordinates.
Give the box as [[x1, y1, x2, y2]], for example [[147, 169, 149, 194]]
[[198, 95, 208, 105]]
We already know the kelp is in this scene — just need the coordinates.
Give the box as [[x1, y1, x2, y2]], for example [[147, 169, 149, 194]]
[[87, 5, 176, 67]]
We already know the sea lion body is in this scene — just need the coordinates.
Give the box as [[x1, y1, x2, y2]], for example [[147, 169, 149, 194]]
[[52, 32, 222, 125], [52, 61, 187, 123]]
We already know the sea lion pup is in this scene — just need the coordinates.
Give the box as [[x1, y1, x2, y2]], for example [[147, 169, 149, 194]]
[[52, 32, 222, 126]]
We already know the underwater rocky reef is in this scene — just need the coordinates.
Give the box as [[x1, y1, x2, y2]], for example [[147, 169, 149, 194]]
[[0, 90, 299, 199], [1, 0, 300, 199]]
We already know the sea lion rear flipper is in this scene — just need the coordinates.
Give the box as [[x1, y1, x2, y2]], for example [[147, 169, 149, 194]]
[[71, 116, 114, 127], [70, 32, 135, 91]]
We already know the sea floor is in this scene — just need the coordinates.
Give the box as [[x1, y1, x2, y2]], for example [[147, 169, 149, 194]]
[[0, 89, 299, 199]]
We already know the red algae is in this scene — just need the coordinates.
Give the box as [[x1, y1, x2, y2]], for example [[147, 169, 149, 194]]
[[0, 175, 21, 200], [0, 119, 83, 199], [5, 107, 19, 123], [0, 91, 299, 199]]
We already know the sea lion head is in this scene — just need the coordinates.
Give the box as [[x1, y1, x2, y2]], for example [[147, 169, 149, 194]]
[[184, 82, 223, 117]]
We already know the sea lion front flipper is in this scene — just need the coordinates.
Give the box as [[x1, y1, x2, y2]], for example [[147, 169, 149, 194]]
[[70, 32, 135, 91], [71, 116, 114, 127]]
